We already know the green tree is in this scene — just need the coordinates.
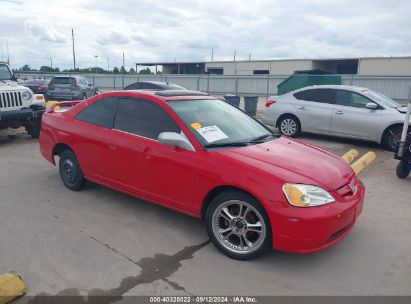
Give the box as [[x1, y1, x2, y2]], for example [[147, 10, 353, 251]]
[[39, 66, 60, 72], [113, 67, 120, 74], [19, 64, 33, 72], [139, 67, 154, 75], [129, 68, 136, 74]]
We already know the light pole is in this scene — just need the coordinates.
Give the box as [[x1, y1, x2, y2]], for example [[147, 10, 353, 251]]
[[94, 55, 98, 74]]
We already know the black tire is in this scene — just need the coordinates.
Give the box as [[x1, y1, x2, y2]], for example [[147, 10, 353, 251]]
[[383, 126, 402, 152], [277, 115, 301, 137], [25, 121, 41, 139], [205, 190, 271, 260], [59, 149, 87, 191], [396, 160, 411, 178]]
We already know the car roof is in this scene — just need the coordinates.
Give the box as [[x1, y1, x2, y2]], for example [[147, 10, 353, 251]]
[[294, 84, 370, 93], [102, 90, 214, 101]]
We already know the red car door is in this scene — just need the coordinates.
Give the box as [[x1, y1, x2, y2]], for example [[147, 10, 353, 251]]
[[71, 96, 117, 179], [102, 97, 196, 209]]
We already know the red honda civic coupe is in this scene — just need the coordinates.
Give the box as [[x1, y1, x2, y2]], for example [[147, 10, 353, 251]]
[[39, 90, 365, 260]]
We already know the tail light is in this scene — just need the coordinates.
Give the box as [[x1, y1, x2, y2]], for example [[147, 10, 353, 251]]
[[37, 86, 46, 90], [265, 98, 276, 107], [48, 82, 54, 88]]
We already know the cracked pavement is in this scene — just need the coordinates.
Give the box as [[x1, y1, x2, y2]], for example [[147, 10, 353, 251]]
[[0, 127, 410, 301]]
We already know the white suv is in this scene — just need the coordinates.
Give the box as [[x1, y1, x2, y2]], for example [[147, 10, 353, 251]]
[[0, 62, 46, 138]]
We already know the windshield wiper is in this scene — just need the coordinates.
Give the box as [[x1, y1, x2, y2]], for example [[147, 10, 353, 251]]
[[204, 142, 250, 148], [248, 133, 276, 143]]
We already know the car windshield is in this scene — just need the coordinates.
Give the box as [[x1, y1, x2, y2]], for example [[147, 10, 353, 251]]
[[0, 64, 13, 80], [168, 99, 274, 147], [364, 90, 401, 108]]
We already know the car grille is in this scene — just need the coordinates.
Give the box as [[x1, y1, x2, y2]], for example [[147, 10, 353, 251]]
[[0, 91, 23, 109]]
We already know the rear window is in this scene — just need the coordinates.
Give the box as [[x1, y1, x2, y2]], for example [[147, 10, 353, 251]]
[[51, 77, 75, 85]]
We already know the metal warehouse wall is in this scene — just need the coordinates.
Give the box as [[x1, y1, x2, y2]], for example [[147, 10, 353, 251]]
[[359, 58, 411, 76]]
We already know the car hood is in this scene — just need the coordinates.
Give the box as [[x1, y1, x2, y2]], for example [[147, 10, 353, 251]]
[[396, 106, 410, 114], [216, 136, 353, 191], [0, 80, 30, 91]]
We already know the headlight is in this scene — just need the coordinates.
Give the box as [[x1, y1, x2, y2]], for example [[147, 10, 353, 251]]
[[282, 183, 335, 207], [22, 91, 32, 100]]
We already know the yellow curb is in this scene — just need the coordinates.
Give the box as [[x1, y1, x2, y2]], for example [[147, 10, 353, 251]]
[[341, 149, 360, 164], [351, 151, 377, 175], [0, 273, 26, 304]]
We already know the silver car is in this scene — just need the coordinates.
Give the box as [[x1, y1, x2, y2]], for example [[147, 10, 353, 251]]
[[262, 85, 410, 151], [47, 75, 96, 101]]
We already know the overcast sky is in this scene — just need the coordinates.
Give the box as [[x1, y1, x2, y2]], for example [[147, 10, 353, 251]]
[[1, 0, 410, 70]]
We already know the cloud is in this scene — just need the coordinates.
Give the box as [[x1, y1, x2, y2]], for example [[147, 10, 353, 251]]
[[24, 19, 67, 43], [1, 0, 410, 69], [97, 32, 131, 45]]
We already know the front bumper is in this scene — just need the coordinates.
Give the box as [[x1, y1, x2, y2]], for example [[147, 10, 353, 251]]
[[266, 176, 365, 254], [0, 108, 45, 122]]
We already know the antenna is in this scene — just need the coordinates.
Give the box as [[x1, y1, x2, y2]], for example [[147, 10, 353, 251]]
[[72, 28, 76, 70]]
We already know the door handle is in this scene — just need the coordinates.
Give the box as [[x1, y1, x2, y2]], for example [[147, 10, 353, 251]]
[[297, 106, 306, 110], [335, 110, 344, 115]]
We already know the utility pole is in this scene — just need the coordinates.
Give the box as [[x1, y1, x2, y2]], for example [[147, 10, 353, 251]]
[[72, 28, 76, 70], [50, 56, 53, 68], [1, 44, 3, 60], [122, 52, 125, 88], [6, 43, 9, 65], [249, 54, 251, 61], [94, 55, 98, 74], [106, 57, 110, 71], [234, 50, 237, 75], [211, 49, 214, 61]]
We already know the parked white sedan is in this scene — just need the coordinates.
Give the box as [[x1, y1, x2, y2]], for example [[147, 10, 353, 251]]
[[262, 85, 410, 151]]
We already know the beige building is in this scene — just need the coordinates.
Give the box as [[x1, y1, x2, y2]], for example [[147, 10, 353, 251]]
[[136, 56, 411, 76]]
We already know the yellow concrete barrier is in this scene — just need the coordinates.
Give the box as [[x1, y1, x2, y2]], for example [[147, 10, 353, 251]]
[[341, 149, 360, 164], [0, 273, 26, 304], [46, 100, 59, 111], [351, 151, 376, 175]]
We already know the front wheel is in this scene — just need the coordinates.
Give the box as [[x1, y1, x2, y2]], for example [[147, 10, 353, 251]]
[[383, 126, 402, 151], [59, 149, 87, 191], [278, 116, 301, 137], [205, 190, 271, 260], [396, 160, 411, 178]]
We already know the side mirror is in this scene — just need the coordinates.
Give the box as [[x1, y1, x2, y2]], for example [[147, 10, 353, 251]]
[[366, 102, 378, 110], [158, 132, 194, 151], [13, 72, 20, 80]]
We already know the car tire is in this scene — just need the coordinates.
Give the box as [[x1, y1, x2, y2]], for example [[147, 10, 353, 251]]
[[82, 94, 87, 100], [59, 149, 87, 191], [383, 126, 402, 151], [278, 115, 301, 137], [205, 190, 271, 260], [25, 121, 41, 139], [396, 160, 411, 178]]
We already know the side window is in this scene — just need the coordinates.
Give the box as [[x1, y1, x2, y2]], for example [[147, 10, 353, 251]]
[[124, 83, 141, 90], [295, 89, 333, 103], [75, 97, 117, 128], [140, 83, 158, 90], [114, 98, 180, 139], [335, 90, 372, 108]]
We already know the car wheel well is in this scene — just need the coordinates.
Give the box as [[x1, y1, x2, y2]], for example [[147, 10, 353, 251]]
[[201, 186, 261, 221], [276, 113, 301, 129], [53, 143, 73, 160], [381, 123, 403, 144]]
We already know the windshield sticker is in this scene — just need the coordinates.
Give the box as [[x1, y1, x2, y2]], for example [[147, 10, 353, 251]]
[[191, 122, 202, 129], [196, 125, 228, 143]]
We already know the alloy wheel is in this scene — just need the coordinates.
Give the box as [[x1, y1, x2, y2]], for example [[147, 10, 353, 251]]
[[280, 118, 297, 136], [212, 200, 266, 255]]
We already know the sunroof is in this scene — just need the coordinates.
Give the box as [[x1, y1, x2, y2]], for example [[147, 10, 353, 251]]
[[155, 90, 208, 97]]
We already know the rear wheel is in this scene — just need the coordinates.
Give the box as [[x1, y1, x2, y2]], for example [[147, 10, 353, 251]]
[[205, 190, 271, 260], [59, 149, 87, 191], [396, 160, 411, 178], [383, 126, 402, 151], [278, 115, 300, 137]]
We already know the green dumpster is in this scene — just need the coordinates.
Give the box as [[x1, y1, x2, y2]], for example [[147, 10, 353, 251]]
[[277, 70, 341, 95]]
